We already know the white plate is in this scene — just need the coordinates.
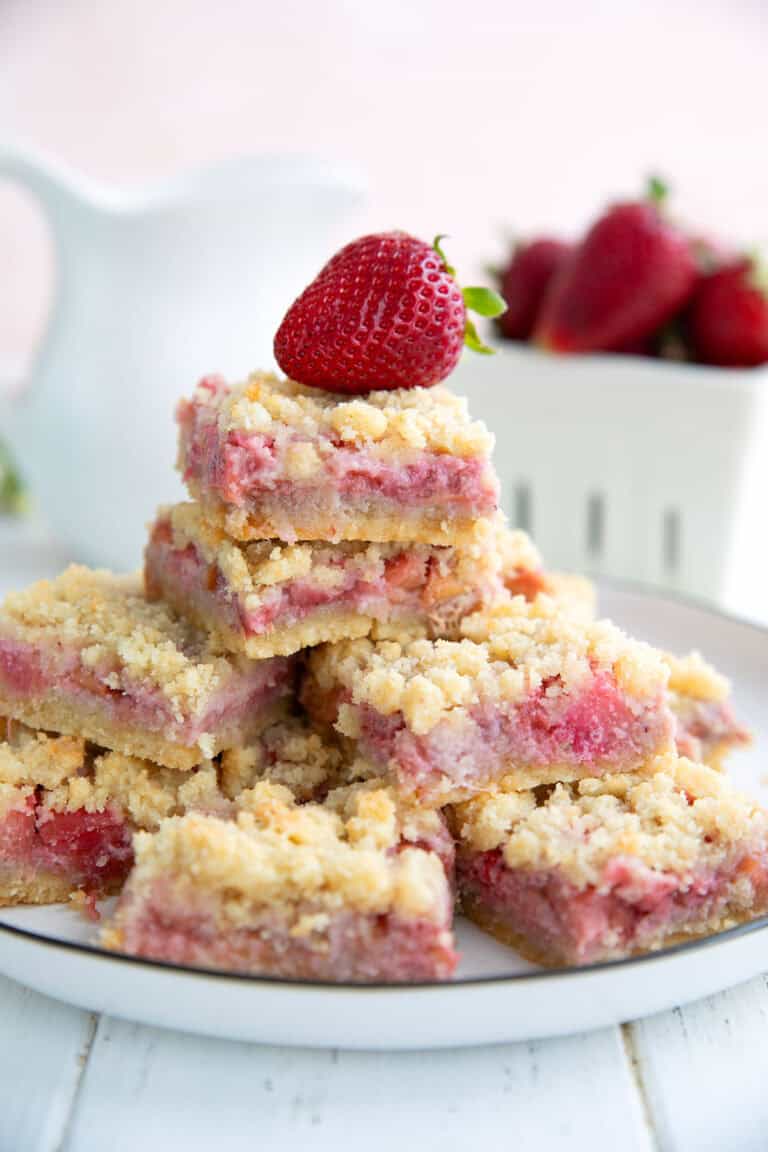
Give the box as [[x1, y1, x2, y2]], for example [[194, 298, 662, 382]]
[[0, 583, 766, 1050]]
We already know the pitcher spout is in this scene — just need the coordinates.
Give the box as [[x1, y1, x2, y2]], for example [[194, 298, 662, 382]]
[[0, 146, 98, 226]]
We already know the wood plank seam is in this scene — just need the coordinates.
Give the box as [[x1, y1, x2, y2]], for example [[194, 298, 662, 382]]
[[621, 1022, 661, 1151], [55, 1012, 99, 1152]]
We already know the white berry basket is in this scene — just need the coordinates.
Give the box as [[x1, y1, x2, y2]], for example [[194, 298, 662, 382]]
[[454, 345, 768, 613]]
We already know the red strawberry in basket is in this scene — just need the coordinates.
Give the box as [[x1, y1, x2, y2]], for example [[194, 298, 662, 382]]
[[274, 232, 505, 393], [687, 257, 768, 367], [495, 238, 572, 341], [536, 179, 697, 354]]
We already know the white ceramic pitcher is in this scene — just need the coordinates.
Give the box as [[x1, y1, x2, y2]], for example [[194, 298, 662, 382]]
[[0, 150, 365, 570]]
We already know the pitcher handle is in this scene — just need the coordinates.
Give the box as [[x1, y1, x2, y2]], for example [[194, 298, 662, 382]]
[[0, 148, 88, 431]]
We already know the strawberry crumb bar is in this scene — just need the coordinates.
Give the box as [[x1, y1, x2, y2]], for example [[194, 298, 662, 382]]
[[454, 754, 768, 966], [0, 718, 233, 906], [0, 567, 294, 771], [0, 720, 133, 905], [101, 780, 457, 981], [145, 504, 536, 657], [176, 373, 499, 545], [666, 651, 750, 769], [498, 555, 747, 771], [302, 596, 675, 805]]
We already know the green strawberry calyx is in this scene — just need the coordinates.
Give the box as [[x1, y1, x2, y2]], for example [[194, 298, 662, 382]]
[[646, 175, 669, 207], [433, 235, 506, 355]]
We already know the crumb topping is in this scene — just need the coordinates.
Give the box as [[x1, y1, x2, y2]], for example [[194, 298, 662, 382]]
[[128, 780, 447, 920], [460, 595, 666, 698], [665, 651, 730, 703], [309, 596, 668, 736], [544, 573, 597, 622], [43, 752, 226, 829], [454, 753, 767, 886], [0, 721, 88, 789], [494, 523, 543, 580], [0, 780, 32, 818], [0, 716, 352, 830], [323, 777, 448, 854], [189, 372, 494, 460], [0, 716, 230, 827], [156, 502, 508, 599], [220, 718, 344, 802], [0, 566, 256, 719]]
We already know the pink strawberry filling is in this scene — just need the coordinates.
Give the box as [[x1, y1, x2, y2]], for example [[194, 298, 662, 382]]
[[146, 522, 492, 645], [114, 878, 458, 981], [323, 670, 673, 800], [178, 393, 498, 519], [458, 845, 768, 965], [0, 794, 133, 894], [0, 635, 293, 745], [674, 699, 750, 762], [328, 447, 493, 505]]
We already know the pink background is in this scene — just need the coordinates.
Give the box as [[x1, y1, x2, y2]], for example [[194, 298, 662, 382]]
[[1, 0, 766, 375]]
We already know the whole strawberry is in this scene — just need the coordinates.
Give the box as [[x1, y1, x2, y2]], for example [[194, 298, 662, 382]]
[[687, 258, 768, 367], [496, 237, 571, 341], [274, 232, 504, 393], [535, 179, 697, 354]]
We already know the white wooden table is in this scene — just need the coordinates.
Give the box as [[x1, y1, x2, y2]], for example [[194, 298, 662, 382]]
[[2, 518, 768, 1152]]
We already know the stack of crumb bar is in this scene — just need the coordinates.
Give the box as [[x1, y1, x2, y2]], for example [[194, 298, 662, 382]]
[[0, 371, 760, 979]]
